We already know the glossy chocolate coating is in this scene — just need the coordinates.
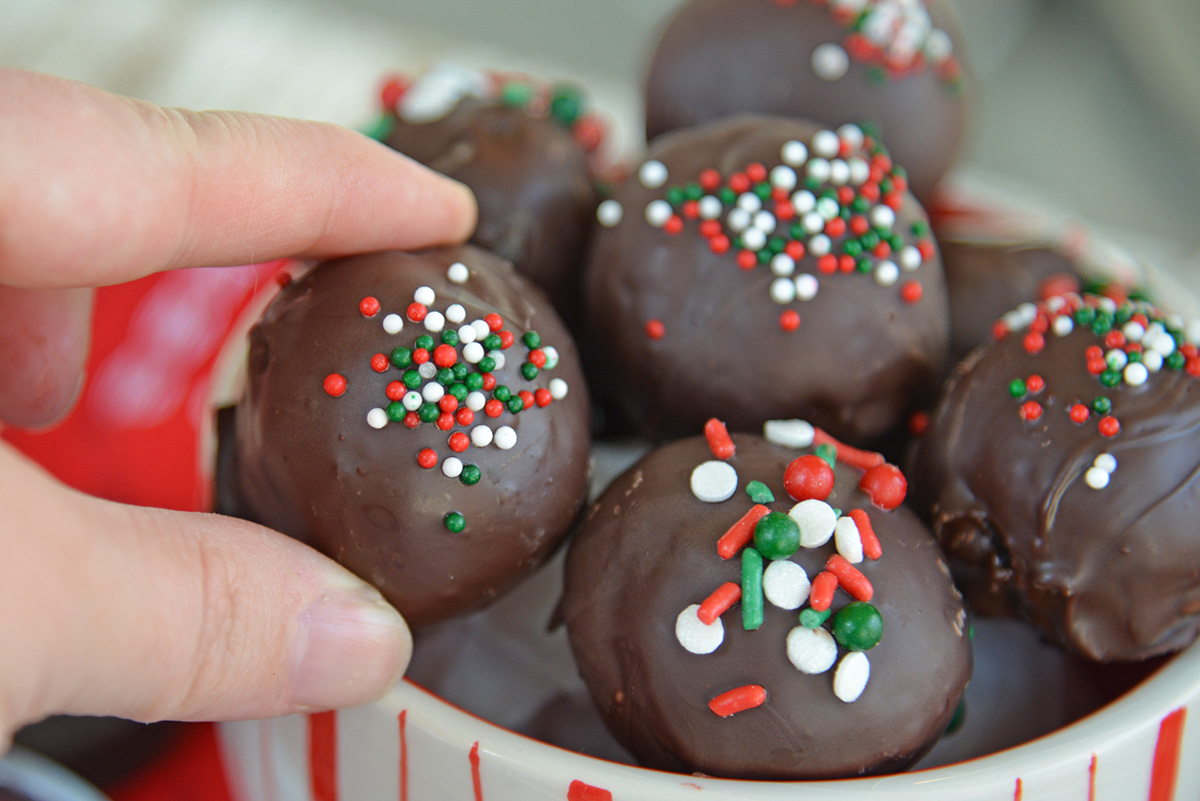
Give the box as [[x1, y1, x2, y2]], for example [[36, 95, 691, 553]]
[[226, 247, 590, 627], [583, 115, 949, 444], [385, 100, 597, 318], [562, 434, 971, 779], [910, 302, 1200, 661], [644, 0, 968, 202]]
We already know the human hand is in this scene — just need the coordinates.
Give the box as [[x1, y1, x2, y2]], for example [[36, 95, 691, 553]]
[[0, 68, 477, 748]]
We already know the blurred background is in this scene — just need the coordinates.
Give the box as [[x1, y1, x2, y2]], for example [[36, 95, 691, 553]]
[[3, 0, 1199, 280]]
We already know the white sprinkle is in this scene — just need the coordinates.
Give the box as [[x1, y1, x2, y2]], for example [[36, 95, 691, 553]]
[[447, 262, 470, 284], [542, 346, 560, 369], [742, 227, 767, 252], [898, 245, 922, 271], [446, 304, 466, 324], [870, 205, 897, 231], [848, 157, 870, 185], [795, 273, 819, 301], [786, 626, 838, 674], [442, 457, 463, 479], [791, 190, 816, 215], [1187, 319, 1200, 345], [812, 42, 850, 81], [639, 160, 669, 189], [781, 140, 808, 167], [837, 124, 865, 150], [418, 362, 437, 379], [771, 253, 796, 277], [833, 651, 870, 702], [770, 277, 797, 305], [494, 426, 517, 450], [834, 516, 864, 563], [1124, 362, 1149, 386], [816, 197, 840, 221], [1046, 296, 1068, 312], [812, 130, 840, 159], [790, 499, 838, 548], [597, 199, 624, 227], [874, 261, 899, 287], [471, 425, 493, 448], [1094, 453, 1117, 473], [424, 311, 445, 333], [422, 382, 445, 403], [829, 159, 850, 185], [806, 158, 832, 183], [770, 165, 798, 191], [383, 313, 404, 334], [753, 210, 777, 233], [488, 350, 506, 370], [1053, 315, 1074, 337], [727, 207, 752, 232], [925, 28, 953, 62], [402, 391, 423, 411], [458, 324, 477, 344], [802, 212, 826, 235], [549, 377, 569, 399], [690, 460, 739, 503], [676, 604, 724, 654], [1106, 349, 1128, 371], [1144, 350, 1163, 372], [366, 408, 388, 429], [763, 560, 811, 610], [1085, 466, 1111, 490], [809, 234, 832, 256], [1098, 297, 1118, 314], [1149, 330, 1176, 357], [737, 192, 763, 213], [462, 342, 485, 363], [466, 391, 486, 411], [698, 195, 723, 219], [472, 320, 491, 340], [645, 199, 673, 227], [1123, 321, 1146, 342], [764, 418, 815, 448], [414, 286, 436, 305]]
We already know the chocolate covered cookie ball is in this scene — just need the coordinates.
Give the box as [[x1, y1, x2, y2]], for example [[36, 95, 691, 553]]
[[562, 422, 971, 779], [223, 246, 590, 627], [373, 66, 603, 317], [911, 293, 1200, 661], [584, 115, 949, 443], [644, 0, 969, 202]]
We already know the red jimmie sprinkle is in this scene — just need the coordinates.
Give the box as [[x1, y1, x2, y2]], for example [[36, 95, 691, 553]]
[[359, 296, 380, 317], [708, 684, 767, 718], [717, 504, 771, 560], [448, 432, 469, 452], [407, 302, 427, 322], [485, 313, 504, 332], [848, 509, 882, 559], [826, 554, 873, 601], [698, 582, 742, 625], [370, 353, 389, 373], [780, 309, 801, 331], [858, 463, 906, 510], [812, 428, 885, 471], [417, 449, 438, 469], [785, 454, 834, 502], [323, 373, 347, 397], [809, 571, 838, 611], [1099, 416, 1121, 437], [704, 418, 736, 459], [900, 280, 923, 304], [645, 319, 665, 340]]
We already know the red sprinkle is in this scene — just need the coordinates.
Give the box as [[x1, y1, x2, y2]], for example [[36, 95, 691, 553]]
[[664, 215, 684, 235], [379, 74, 408, 109], [708, 685, 767, 718], [386, 381, 405, 401], [1026, 374, 1045, 394], [1186, 357, 1200, 377], [858, 463, 907, 510], [848, 509, 882, 559], [518, 390, 535, 410], [485, 399, 503, 418], [784, 455, 834, 502], [704, 418, 736, 460], [1020, 400, 1043, 421], [1104, 331, 1126, 350], [1024, 332, 1045, 354], [573, 115, 606, 153], [1069, 403, 1090, 423], [407, 302, 427, 322], [812, 428, 885, 471], [455, 407, 475, 426], [481, 373, 497, 391], [403, 411, 420, 428], [908, 410, 930, 436], [1087, 357, 1107, 375], [438, 395, 459, 413], [448, 432, 469, 452], [433, 344, 457, 368], [779, 310, 801, 331], [729, 172, 750, 193], [1099, 416, 1121, 437], [826, 554, 873, 601], [485, 313, 504, 332], [710, 234, 731, 254], [900, 280, 923, 304], [645, 319, 666, 340], [699, 168, 722, 191], [412, 348, 430, 365], [498, 330, 515, 349], [746, 163, 767, 182], [417, 449, 438, 469], [992, 320, 1009, 340], [528, 349, 547, 368], [785, 241, 805, 260], [359, 296, 380, 317], [817, 254, 838, 274], [370, 353, 389, 373], [809, 571, 839, 611], [717, 505, 771, 560], [850, 215, 870, 236], [535, 388, 553, 407], [737, 251, 758, 270], [700, 219, 722, 238], [436, 413, 455, 431], [698, 582, 742, 625], [824, 217, 846, 238], [323, 373, 347, 397]]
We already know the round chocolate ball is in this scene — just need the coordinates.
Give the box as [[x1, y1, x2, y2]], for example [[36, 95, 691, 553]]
[[561, 430, 971, 779], [644, 0, 969, 202], [583, 115, 949, 444], [910, 293, 1200, 661], [379, 67, 600, 317], [225, 246, 590, 627]]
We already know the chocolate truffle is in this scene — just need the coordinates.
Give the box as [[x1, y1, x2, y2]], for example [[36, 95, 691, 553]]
[[583, 115, 949, 444], [374, 65, 602, 317], [644, 0, 969, 202], [910, 293, 1200, 661], [224, 246, 590, 627], [561, 424, 971, 779]]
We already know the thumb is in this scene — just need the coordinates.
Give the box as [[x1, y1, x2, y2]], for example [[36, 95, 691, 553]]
[[0, 442, 411, 747]]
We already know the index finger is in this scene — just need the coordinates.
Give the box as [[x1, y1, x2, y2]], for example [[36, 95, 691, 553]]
[[0, 69, 477, 290]]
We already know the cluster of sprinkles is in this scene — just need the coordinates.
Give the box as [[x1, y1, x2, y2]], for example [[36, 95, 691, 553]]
[[996, 293, 1200, 491], [597, 125, 935, 334], [677, 418, 908, 714], [768, 0, 962, 91], [321, 261, 569, 531]]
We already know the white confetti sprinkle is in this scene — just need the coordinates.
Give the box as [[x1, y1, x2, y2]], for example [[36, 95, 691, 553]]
[[771, 253, 796, 277], [690, 460, 739, 503], [494, 426, 517, 450], [414, 286, 436, 305], [833, 651, 870, 702], [781, 140, 808, 167], [698, 195, 723, 219], [442, 457, 463, 479], [597, 199, 624, 227], [463, 342, 485, 363], [676, 604, 724, 654], [875, 261, 899, 287], [458, 324, 477, 344], [764, 418, 815, 448], [424, 311, 445, 333], [770, 165, 798, 191], [447, 262, 470, 284], [402, 391, 423, 411], [639, 160, 669, 189], [763, 560, 811, 610], [835, 516, 864, 563], [1094, 453, 1117, 473], [645, 199, 673, 227], [1053, 315, 1074, 337], [446, 304, 466, 324], [790, 499, 838, 548], [812, 129, 840, 158], [792, 190, 816, 215], [471, 425, 493, 448], [422, 382, 445, 403], [812, 42, 850, 81], [795, 274, 819, 301], [366, 408, 388, 429], [382, 313, 404, 334], [786, 626, 838, 674], [466, 391, 486, 411], [549, 378, 569, 399], [1085, 466, 1110, 490], [770, 277, 797, 305], [418, 362, 437, 379], [1124, 362, 1149, 386]]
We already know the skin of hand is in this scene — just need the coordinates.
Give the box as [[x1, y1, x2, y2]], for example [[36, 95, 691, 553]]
[[0, 68, 478, 749]]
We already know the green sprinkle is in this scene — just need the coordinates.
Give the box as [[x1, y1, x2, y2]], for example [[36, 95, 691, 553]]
[[507, 397, 525, 414], [418, 403, 440, 423], [1099, 370, 1121, 388], [946, 699, 967, 734], [449, 383, 468, 402], [880, 179, 894, 196], [1092, 313, 1113, 335], [833, 601, 884, 651], [1092, 396, 1112, 415], [805, 176, 821, 191], [484, 334, 502, 351], [390, 347, 413, 369], [790, 223, 806, 240], [386, 401, 406, 422], [452, 362, 469, 381], [843, 239, 863, 257], [719, 187, 737, 205], [754, 181, 772, 200], [415, 334, 435, 351], [549, 84, 585, 126], [767, 236, 785, 254], [1074, 306, 1096, 326], [1127, 350, 1143, 363], [1114, 306, 1132, 325], [741, 547, 764, 631], [465, 373, 484, 391], [910, 219, 929, 237], [523, 331, 541, 349], [359, 113, 394, 142], [666, 186, 685, 207], [1167, 351, 1186, 370], [459, 464, 481, 486], [402, 370, 423, 390], [815, 443, 837, 468], [852, 196, 871, 214], [436, 368, 455, 386], [856, 257, 873, 274], [521, 363, 539, 381], [493, 385, 511, 402], [500, 81, 534, 107], [757, 249, 771, 265], [745, 480, 775, 504], [1009, 378, 1027, 398], [443, 511, 466, 533], [478, 356, 497, 373], [753, 512, 801, 560], [799, 607, 832, 629], [684, 182, 703, 201], [441, 329, 459, 347], [861, 231, 880, 250]]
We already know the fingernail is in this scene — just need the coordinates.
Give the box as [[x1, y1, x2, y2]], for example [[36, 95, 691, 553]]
[[289, 589, 411, 710]]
